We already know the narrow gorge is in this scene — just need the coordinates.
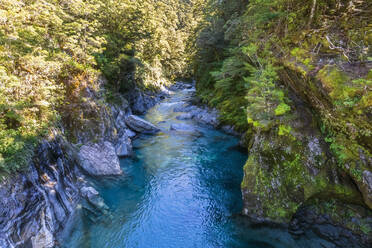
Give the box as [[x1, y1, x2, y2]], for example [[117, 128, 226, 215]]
[[0, 0, 371, 248]]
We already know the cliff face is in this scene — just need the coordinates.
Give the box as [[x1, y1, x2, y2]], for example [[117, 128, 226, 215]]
[[0, 137, 82, 248], [0, 79, 165, 247], [194, 0, 372, 246], [240, 65, 372, 246], [240, 62, 372, 246]]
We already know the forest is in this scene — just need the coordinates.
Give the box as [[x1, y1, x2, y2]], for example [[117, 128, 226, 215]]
[[0, 0, 371, 247], [0, 0, 204, 173]]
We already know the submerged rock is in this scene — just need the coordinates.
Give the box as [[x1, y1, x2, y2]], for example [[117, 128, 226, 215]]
[[221, 125, 241, 136], [125, 115, 160, 134], [173, 104, 195, 113], [80, 186, 109, 213], [170, 123, 196, 132], [78, 142, 122, 176]]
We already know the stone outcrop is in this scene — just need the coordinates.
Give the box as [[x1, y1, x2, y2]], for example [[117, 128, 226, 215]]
[[0, 81, 165, 247], [125, 115, 160, 134], [173, 104, 220, 127], [115, 133, 133, 157], [0, 137, 83, 248], [78, 142, 122, 176]]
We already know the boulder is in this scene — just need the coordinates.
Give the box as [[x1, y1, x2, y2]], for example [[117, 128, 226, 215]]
[[78, 142, 122, 176], [128, 89, 157, 114], [115, 110, 127, 131], [124, 128, 136, 138], [125, 115, 160, 134], [176, 113, 194, 120], [360, 170, 372, 209], [191, 108, 219, 127], [221, 125, 240, 136], [116, 134, 133, 157]]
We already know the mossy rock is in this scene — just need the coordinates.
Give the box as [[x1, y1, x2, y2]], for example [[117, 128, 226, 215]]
[[241, 101, 363, 223]]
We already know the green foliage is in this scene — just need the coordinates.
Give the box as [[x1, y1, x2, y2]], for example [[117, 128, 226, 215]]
[[278, 125, 292, 136], [275, 103, 291, 116], [196, 0, 372, 224], [0, 0, 206, 175]]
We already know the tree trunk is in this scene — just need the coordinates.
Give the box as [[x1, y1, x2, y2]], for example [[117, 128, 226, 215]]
[[308, 0, 317, 29]]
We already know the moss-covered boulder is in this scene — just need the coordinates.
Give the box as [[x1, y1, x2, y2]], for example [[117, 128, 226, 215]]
[[241, 99, 364, 223]]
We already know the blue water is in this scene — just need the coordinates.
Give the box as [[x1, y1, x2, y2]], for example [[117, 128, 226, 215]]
[[61, 87, 334, 248]]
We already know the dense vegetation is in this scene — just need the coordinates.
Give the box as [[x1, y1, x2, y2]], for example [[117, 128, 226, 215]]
[[0, 0, 204, 175], [195, 0, 372, 234], [1, 0, 371, 237]]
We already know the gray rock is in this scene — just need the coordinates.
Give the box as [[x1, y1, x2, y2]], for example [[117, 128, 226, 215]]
[[0, 137, 82, 248], [192, 108, 219, 127], [80, 186, 109, 213], [31, 210, 54, 248], [176, 113, 194, 120], [173, 104, 194, 113], [125, 115, 160, 134], [361, 170, 372, 209], [129, 89, 157, 114], [169, 82, 195, 91], [124, 128, 136, 138], [170, 124, 202, 138], [116, 134, 133, 157], [115, 110, 127, 130], [81, 186, 99, 200], [78, 142, 122, 176]]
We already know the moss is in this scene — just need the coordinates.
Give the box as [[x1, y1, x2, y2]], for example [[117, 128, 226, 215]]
[[275, 103, 291, 116], [278, 124, 292, 136], [317, 65, 350, 99], [290, 47, 315, 72], [310, 199, 372, 236]]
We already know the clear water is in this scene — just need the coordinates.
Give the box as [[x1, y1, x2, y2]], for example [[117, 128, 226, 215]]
[[61, 88, 334, 248]]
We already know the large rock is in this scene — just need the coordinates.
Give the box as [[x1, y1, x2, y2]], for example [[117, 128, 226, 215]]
[[78, 142, 122, 176], [128, 89, 158, 114], [124, 128, 136, 138], [115, 134, 133, 157], [191, 108, 219, 127], [361, 170, 372, 209], [173, 104, 195, 113], [173, 104, 220, 127], [115, 110, 127, 131], [241, 103, 363, 223], [125, 115, 160, 134]]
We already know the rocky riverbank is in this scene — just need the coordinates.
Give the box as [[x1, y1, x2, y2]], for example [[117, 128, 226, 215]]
[[0, 85, 169, 248], [173, 86, 372, 247]]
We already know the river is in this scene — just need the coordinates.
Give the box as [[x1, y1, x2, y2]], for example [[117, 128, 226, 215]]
[[61, 85, 334, 248]]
